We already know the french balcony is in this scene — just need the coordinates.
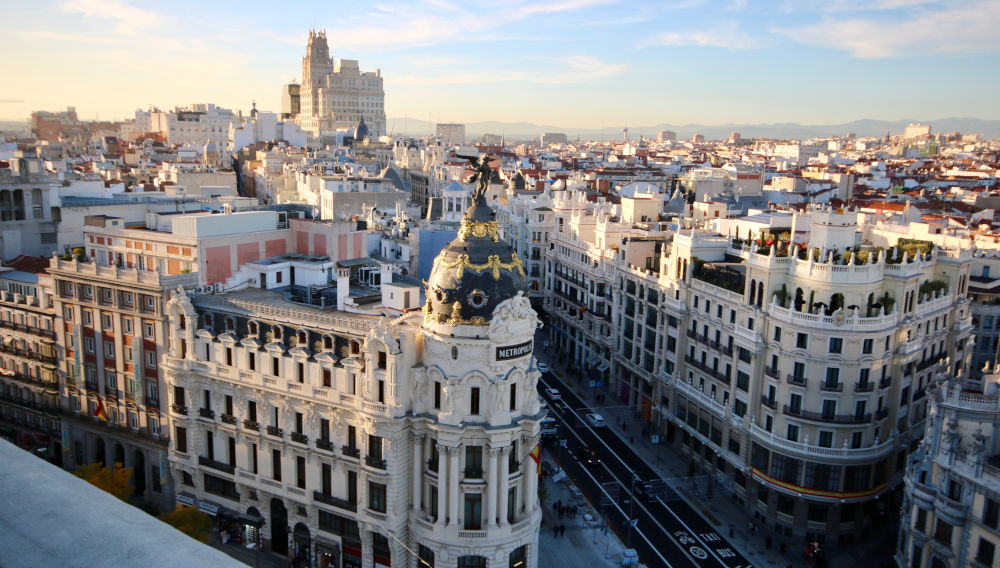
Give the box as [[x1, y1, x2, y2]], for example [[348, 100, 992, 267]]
[[316, 439, 334, 451], [291, 432, 308, 444], [198, 456, 235, 475], [875, 408, 889, 421], [464, 466, 484, 479], [786, 374, 807, 387], [342, 445, 360, 459], [855, 381, 874, 393], [365, 455, 387, 470], [171, 404, 188, 415], [199, 408, 215, 419], [220, 413, 237, 425], [820, 381, 843, 393], [243, 419, 260, 431], [760, 395, 776, 410], [266, 425, 283, 437], [764, 366, 780, 380]]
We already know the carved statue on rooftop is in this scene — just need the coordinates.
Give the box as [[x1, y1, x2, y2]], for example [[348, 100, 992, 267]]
[[465, 155, 496, 205]]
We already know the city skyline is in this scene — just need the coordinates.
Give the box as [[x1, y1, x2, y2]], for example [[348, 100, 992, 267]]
[[2, 0, 999, 127]]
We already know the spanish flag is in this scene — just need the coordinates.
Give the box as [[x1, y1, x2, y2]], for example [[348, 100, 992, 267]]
[[529, 444, 541, 477], [94, 398, 108, 421]]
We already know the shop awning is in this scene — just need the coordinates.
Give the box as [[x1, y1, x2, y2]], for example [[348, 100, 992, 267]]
[[198, 500, 221, 516], [238, 513, 265, 528], [176, 492, 196, 506]]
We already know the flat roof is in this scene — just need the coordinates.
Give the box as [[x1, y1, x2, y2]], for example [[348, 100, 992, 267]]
[[0, 439, 244, 568], [0, 270, 40, 284]]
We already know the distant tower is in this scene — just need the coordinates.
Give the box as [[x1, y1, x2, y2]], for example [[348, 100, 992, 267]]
[[301, 30, 333, 118], [621, 127, 629, 143]]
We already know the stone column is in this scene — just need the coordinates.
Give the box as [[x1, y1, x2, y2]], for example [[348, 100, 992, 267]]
[[487, 446, 501, 527], [360, 524, 374, 568], [436, 445, 448, 527], [498, 445, 511, 527], [411, 434, 424, 512], [448, 445, 461, 527]]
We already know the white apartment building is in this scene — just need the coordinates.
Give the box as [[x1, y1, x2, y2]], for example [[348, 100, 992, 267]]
[[436, 124, 465, 147], [150, 104, 239, 150], [895, 371, 1000, 568], [0, 155, 60, 259], [298, 30, 386, 140], [163, 198, 543, 567], [545, 199, 977, 542]]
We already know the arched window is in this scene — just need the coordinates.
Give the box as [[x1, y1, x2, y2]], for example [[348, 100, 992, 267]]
[[748, 279, 757, 306], [203, 313, 213, 328], [273, 326, 282, 340], [350, 340, 360, 354], [297, 331, 308, 345], [225, 318, 234, 331], [248, 321, 258, 335], [757, 281, 765, 309], [323, 336, 333, 350]]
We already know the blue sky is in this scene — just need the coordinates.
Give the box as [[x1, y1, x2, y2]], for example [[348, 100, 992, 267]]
[[2, 0, 998, 127]]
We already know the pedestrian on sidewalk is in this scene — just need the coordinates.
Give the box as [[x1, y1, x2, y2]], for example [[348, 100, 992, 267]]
[[560, 524, 566, 536]]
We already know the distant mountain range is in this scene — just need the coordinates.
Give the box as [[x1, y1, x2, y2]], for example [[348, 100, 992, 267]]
[[387, 117, 1000, 142]]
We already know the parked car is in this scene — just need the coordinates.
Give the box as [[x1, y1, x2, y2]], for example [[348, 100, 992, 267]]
[[537, 362, 549, 373], [584, 413, 606, 427], [540, 417, 560, 438], [544, 388, 561, 401]]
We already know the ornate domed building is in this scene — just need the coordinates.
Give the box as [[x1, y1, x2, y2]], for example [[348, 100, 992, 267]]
[[161, 179, 543, 568]]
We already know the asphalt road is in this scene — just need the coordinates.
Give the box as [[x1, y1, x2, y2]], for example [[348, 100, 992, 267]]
[[539, 371, 753, 568]]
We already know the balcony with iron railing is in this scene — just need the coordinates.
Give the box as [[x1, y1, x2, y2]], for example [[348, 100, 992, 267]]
[[464, 466, 484, 479], [365, 455, 386, 470], [198, 455, 235, 475], [199, 408, 215, 419], [243, 419, 259, 431], [220, 413, 237, 425], [0, 319, 56, 340], [760, 395, 776, 410], [764, 366, 780, 380], [171, 404, 188, 415], [313, 491, 357, 512], [316, 439, 334, 451], [291, 432, 308, 444], [786, 374, 807, 387], [820, 381, 843, 393], [855, 381, 874, 393], [342, 445, 360, 459], [783, 405, 872, 424], [266, 425, 283, 437], [0, 344, 57, 365]]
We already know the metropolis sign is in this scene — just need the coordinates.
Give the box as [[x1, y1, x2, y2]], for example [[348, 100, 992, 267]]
[[496, 340, 533, 361]]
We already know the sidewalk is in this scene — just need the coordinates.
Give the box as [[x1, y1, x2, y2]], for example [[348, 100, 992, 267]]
[[207, 533, 291, 568], [537, 452, 632, 568], [535, 335, 898, 568]]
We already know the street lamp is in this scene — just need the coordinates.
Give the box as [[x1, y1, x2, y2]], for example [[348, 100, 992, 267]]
[[626, 472, 640, 548]]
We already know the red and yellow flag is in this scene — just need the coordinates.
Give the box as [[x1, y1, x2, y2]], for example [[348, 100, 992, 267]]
[[94, 398, 108, 421], [529, 444, 541, 477]]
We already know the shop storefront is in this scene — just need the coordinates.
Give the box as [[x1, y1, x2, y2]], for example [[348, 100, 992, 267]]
[[315, 541, 340, 568]]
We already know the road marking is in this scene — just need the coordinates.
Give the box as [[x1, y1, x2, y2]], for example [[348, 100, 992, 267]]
[[540, 375, 747, 568]]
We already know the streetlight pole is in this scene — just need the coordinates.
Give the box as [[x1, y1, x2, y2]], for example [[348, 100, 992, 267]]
[[626, 472, 639, 549]]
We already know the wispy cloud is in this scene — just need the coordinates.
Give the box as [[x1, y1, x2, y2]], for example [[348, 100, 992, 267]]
[[58, 0, 162, 36], [639, 21, 760, 50], [773, 0, 1000, 58], [392, 54, 628, 86]]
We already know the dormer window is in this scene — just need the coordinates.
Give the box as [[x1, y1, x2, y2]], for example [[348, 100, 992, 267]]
[[203, 314, 213, 328], [297, 331, 308, 345], [225, 318, 234, 331], [248, 322, 258, 335], [351, 341, 360, 355], [273, 326, 282, 340], [323, 336, 333, 350]]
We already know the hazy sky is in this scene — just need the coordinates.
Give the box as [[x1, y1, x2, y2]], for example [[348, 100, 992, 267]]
[[3, 0, 999, 127]]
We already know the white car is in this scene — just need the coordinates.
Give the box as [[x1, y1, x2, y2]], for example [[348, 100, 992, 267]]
[[544, 388, 561, 401], [585, 413, 606, 427], [537, 362, 549, 373]]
